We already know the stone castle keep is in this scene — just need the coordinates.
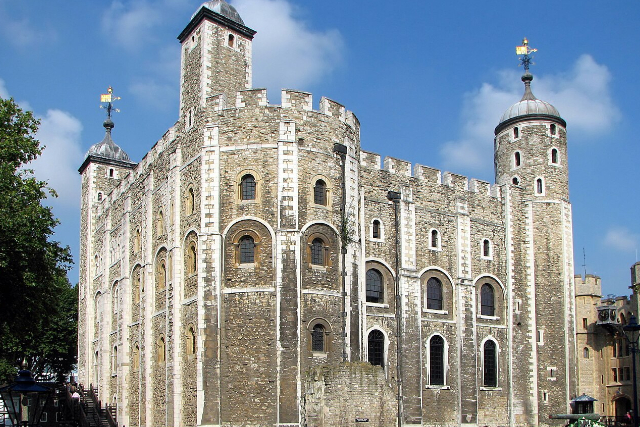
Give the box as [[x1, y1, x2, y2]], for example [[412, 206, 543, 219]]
[[77, 1, 578, 426]]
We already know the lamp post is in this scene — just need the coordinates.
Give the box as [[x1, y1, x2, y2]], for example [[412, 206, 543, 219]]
[[623, 315, 640, 427], [0, 363, 52, 427]]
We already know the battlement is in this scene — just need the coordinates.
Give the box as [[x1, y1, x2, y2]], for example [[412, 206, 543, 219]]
[[204, 88, 360, 131], [360, 150, 501, 199], [574, 274, 602, 297]]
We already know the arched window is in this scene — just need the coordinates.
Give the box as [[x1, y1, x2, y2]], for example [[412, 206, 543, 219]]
[[157, 260, 166, 291], [313, 179, 327, 206], [187, 326, 196, 355], [311, 324, 326, 352], [372, 220, 381, 239], [310, 238, 324, 266], [368, 330, 385, 367], [514, 152, 521, 167], [550, 124, 557, 135], [156, 211, 164, 235], [133, 267, 141, 304], [187, 242, 197, 275], [481, 284, 495, 316], [366, 269, 383, 303], [551, 148, 558, 164], [483, 340, 498, 387], [239, 235, 255, 264], [536, 178, 544, 194], [112, 346, 118, 373], [187, 187, 195, 215], [430, 335, 445, 385], [512, 176, 519, 185], [583, 347, 590, 359], [158, 336, 166, 363], [132, 343, 140, 370], [430, 229, 439, 249], [228, 33, 235, 47], [513, 127, 519, 138], [426, 277, 443, 310], [240, 174, 256, 201], [134, 228, 141, 253], [482, 239, 491, 258]]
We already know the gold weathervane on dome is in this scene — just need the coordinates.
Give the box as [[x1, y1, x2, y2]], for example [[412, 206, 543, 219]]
[[100, 86, 121, 119], [516, 38, 537, 73]]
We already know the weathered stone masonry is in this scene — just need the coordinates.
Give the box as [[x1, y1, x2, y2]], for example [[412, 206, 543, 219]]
[[78, 2, 578, 427]]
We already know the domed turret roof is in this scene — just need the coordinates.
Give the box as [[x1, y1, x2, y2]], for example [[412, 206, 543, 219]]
[[192, 0, 244, 25], [85, 119, 132, 163], [499, 73, 561, 124]]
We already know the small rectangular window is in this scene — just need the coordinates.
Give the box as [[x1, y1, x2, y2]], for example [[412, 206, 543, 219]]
[[583, 318, 588, 329], [612, 368, 618, 382], [543, 391, 549, 402], [537, 330, 544, 345]]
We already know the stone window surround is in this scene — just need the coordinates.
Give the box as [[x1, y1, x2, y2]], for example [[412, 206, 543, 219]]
[[230, 228, 262, 268], [310, 174, 332, 209], [481, 337, 499, 389], [370, 218, 384, 241], [428, 228, 441, 251], [306, 232, 332, 269], [475, 276, 505, 323], [425, 333, 449, 388], [365, 260, 395, 309], [549, 147, 561, 166], [235, 169, 263, 203], [307, 317, 332, 356], [421, 269, 453, 316], [480, 238, 493, 260]]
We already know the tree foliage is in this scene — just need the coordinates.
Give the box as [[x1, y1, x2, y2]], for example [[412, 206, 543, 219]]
[[0, 97, 76, 383]]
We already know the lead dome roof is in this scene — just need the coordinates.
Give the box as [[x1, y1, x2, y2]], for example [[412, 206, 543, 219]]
[[85, 119, 132, 163], [499, 73, 561, 124], [192, 0, 244, 25]]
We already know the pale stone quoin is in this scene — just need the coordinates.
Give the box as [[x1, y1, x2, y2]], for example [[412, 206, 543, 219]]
[[78, 1, 582, 426]]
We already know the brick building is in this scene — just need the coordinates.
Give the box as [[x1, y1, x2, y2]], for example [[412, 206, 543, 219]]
[[77, 1, 579, 426]]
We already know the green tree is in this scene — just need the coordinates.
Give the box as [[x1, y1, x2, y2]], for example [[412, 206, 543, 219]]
[[0, 97, 76, 383]]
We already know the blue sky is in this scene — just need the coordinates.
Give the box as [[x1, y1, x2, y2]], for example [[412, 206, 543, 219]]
[[1, 0, 638, 297]]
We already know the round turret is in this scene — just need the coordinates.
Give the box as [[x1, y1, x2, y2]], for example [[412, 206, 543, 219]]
[[192, 0, 244, 25], [85, 119, 132, 163], [494, 73, 568, 200]]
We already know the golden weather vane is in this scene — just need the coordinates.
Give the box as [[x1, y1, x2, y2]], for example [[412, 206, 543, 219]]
[[516, 38, 537, 73], [100, 86, 121, 119]]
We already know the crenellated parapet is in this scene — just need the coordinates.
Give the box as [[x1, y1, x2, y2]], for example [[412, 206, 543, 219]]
[[360, 150, 502, 200], [204, 88, 360, 134]]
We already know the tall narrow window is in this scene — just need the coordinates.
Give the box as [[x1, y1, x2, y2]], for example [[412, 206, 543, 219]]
[[483, 340, 497, 387], [372, 220, 381, 239], [310, 238, 324, 266], [187, 326, 196, 355], [481, 284, 495, 316], [426, 277, 443, 310], [132, 344, 140, 370], [241, 174, 256, 200], [550, 124, 557, 135], [239, 235, 255, 264], [551, 148, 558, 164], [430, 230, 439, 249], [482, 239, 491, 257], [366, 269, 383, 303], [311, 324, 325, 352], [228, 33, 235, 47], [158, 337, 166, 363], [188, 243, 197, 274], [430, 335, 445, 385], [513, 127, 519, 138], [536, 178, 543, 194], [368, 330, 384, 367], [112, 346, 118, 373], [583, 347, 590, 358], [313, 179, 327, 205], [514, 152, 521, 167], [188, 187, 195, 214], [158, 260, 166, 290]]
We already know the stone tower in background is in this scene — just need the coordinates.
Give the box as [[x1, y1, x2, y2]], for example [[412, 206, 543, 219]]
[[494, 45, 576, 423]]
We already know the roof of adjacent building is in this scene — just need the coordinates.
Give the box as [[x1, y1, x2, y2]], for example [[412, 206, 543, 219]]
[[85, 119, 132, 163]]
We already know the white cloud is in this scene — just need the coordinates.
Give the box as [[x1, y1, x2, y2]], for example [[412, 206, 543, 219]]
[[30, 110, 84, 210], [102, 1, 163, 51], [0, 7, 57, 49], [604, 227, 639, 252], [232, 0, 344, 99], [440, 55, 619, 173]]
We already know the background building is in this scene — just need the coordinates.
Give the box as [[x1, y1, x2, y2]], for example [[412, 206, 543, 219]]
[[77, 1, 578, 426]]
